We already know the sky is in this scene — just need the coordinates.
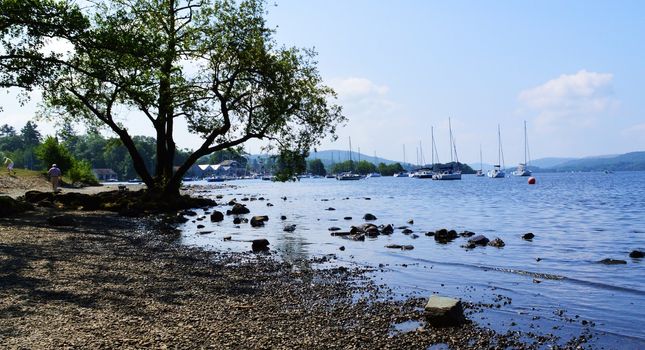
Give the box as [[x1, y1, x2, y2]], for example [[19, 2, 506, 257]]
[[1, 0, 645, 165]]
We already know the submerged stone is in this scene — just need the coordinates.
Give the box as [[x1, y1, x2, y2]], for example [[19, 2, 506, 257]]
[[599, 258, 627, 265]]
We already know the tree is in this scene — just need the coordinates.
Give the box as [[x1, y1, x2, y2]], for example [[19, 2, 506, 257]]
[[354, 160, 376, 175], [378, 162, 404, 176], [307, 159, 326, 176], [35, 136, 73, 173], [20, 121, 42, 148], [0, 0, 344, 196], [0, 124, 16, 137]]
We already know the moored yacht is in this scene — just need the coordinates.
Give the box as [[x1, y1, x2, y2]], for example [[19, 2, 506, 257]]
[[488, 125, 506, 178], [512, 121, 532, 177]]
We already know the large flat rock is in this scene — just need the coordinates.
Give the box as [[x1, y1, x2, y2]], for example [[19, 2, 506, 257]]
[[424, 295, 466, 327]]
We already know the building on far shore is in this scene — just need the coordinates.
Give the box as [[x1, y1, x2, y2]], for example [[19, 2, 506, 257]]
[[92, 168, 118, 181], [186, 160, 244, 178]]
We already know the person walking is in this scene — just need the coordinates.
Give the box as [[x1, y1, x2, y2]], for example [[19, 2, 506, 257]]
[[3, 157, 15, 175], [48, 164, 62, 192]]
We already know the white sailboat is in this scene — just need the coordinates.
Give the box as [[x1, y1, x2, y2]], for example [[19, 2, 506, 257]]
[[488, 124, 506, 178], [512, 120, 532, 177], [394, 144, 410, 177], [433, 118, 462, 180], [475, 145, 485, 176]]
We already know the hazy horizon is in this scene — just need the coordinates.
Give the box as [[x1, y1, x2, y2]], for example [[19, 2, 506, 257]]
[[2, 1, 644, 165]]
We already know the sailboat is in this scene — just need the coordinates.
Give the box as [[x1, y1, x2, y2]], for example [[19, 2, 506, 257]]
[[512, 121, 532, 176], [475, 145, 485, 176], [337, 137, 362, 180], [393, 144, 410, 177], [487, 124, 506, 178], [433, 118, 462, 180]]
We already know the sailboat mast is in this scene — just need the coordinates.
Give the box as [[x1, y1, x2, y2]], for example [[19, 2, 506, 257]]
[[497, 125, 501, 166], [480, 144, 483, 171], [349, 137, 352, 163], [403, 144, 406, 164], [524, 120, 528, 165], [449, 118, 454, 163], [431, 126, 434, 168]]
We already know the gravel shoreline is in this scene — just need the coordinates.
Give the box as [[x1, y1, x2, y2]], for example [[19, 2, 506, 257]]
[[0, 206, 593, 349]]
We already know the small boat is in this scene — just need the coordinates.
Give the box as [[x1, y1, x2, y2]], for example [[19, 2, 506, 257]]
[[366, 172, 382, 178], [127, 178, 142, 183], [393, 172, 409, 177], [512, 121, 532, 177], [336, 172, 362, 180], [488, 125, 506, 178]]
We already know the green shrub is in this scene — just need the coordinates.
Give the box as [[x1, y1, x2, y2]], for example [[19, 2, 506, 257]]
[[68, 159, 99, 185]]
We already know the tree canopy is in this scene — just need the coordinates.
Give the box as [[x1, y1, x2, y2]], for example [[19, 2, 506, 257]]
[[0, 0, 344, 195]]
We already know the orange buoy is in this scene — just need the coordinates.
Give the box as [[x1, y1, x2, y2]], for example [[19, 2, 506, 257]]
[[528, 177, 536, 185]]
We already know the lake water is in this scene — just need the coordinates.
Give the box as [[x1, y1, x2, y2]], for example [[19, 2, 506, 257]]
[[178, 172, 645, 348]]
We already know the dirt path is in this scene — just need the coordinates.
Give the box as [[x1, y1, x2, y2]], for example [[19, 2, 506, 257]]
[[0, 174, 145, 198]]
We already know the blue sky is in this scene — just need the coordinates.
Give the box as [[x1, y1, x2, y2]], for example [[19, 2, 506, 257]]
[[265, 0, 645, 164], [1, 0, 644, 165]]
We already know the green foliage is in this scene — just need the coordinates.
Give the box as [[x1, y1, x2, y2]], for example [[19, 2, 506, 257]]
[[355, 160, 377, 175], [20, 121, 42, 147], [1, 0, 345, 195], [307, 159, 326, 176], [207, 147, 248, 168], [272, 150, 307, 181], [331, 160, 355, 174], [68, 159, 98, 184], [378, 162, 405, 176], [35, 136, 73, 172]]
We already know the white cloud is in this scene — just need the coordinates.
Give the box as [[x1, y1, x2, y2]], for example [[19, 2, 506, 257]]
[[518, 70, 617, 130], [329, 77, 389, 99], [622, 122, 645, 135]]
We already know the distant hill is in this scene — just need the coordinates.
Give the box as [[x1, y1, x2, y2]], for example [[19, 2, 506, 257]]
[[549, 152, 645, 172], [248, 150, 645, 173], [307, 149, 410, 167], [528, 157, 577, 169]]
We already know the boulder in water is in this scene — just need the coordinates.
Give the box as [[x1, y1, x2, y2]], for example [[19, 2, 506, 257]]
[[522, 232, 535, 240], [210, 210, 224, 222], [488, 238, 506, 248], [629, 250, 644, 258], [229, 203, 250, 215], [250, 215, 269, 227], [251, 239, 270, 252], [434, 229, 458, 243], [468, 235, 489, 246], [381, 224, 394, 234], [363, 213, 377, 221]]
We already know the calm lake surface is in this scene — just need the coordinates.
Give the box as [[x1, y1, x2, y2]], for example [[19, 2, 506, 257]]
[[179, 172, 645, 348]]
